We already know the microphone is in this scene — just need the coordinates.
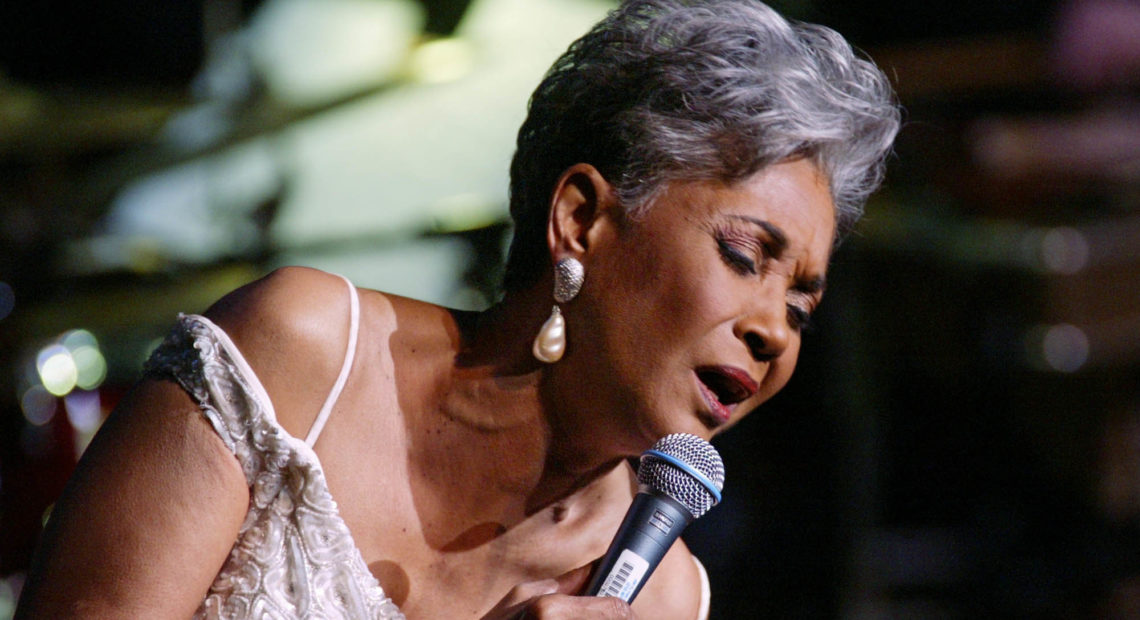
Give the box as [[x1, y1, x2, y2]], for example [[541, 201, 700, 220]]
[[585, 433, 725, 603]]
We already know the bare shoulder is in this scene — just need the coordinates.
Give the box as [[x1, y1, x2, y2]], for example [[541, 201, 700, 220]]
[[205, 265, 353, 344], [204, 266, 358, 439]]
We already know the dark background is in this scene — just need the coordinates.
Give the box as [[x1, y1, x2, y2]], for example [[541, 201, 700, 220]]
[[2, 0, 1139, 617]]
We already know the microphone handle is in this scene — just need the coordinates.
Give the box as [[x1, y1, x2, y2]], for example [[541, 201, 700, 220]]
[[585, 491, 694, 603]]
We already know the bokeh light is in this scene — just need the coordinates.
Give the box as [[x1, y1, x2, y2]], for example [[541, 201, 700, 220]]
[[1040, 226, 1089, 274], [66, 389, 105, 457], [1028, 322, 1091, 373], [36, 344, 78, 396], [60, 328, 97, 351], [64, 390, 103, 433], [1043, 323, 1090, 372], [72, 345, 107, 390], [26, 329, 108, 403], [20, 385, 57, 426], [63, 330, 107, 390]]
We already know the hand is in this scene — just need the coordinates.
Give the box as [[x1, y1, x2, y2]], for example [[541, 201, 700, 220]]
[[481, 564, 637, 619]]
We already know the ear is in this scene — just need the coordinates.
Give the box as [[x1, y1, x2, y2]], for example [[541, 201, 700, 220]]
[[545, 163, 618, 260]]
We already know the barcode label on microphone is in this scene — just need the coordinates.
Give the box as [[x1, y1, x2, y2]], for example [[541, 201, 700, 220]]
[[596, 549, 650, 602]]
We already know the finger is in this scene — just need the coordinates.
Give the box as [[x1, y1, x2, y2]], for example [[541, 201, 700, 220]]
[[553, 563, 594, 595], [522, 593, 635, 619], [506, 578, 561, 603], [479, 578, 559, 619]]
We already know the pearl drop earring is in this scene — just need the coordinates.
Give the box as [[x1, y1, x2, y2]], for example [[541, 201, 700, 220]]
[[532, 257, 584, 363]]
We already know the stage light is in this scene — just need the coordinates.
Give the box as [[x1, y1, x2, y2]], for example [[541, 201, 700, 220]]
[[62, 330, 107, 390], [36, 344, 78, 397]]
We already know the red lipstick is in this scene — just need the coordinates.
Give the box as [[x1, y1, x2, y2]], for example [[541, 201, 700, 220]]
[[695, 365, 759, 424]]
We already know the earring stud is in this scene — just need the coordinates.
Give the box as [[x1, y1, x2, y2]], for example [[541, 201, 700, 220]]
[[553, 257, 584, 304], [532, 257, 584, 364]]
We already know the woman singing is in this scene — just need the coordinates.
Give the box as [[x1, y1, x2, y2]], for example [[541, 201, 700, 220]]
[[17, 0, 900, 617]]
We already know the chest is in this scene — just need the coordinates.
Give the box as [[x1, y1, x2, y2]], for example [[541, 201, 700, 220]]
[[373, 521, 612, 618], [322, 458, 620, 617], [309, 408, 626, 617]]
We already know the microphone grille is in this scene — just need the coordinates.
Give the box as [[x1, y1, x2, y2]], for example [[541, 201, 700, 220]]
[[637, 433, 725, 519]]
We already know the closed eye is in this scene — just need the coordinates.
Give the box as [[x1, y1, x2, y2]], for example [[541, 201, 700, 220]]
[[717, 238, 756, 275], [786, 304, 814, 332]]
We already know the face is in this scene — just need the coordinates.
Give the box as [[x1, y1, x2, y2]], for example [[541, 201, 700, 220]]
[[558, 158, 836, 452]]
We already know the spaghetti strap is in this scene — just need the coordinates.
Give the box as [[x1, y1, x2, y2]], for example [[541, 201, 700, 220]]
[[305, 275, 360, 447]]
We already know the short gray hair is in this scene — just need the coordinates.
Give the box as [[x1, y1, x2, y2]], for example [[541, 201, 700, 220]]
[[503, 0, 900, 291]]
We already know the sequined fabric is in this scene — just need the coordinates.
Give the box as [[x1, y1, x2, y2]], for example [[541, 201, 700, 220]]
[[145, 314, 405, 619]]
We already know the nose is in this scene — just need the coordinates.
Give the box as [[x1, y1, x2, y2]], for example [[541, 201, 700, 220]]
[[733, 298, 791, 363]]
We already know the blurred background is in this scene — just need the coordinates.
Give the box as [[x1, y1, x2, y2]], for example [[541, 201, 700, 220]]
[[1, 0, 1138, 617]]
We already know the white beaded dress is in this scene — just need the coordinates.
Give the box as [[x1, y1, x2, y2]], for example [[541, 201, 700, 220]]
[[145, 277, 405, 619]]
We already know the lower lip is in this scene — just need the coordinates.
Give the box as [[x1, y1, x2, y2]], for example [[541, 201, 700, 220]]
[[696, 378, 734, 425]]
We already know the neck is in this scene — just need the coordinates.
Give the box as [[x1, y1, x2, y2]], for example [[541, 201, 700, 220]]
[[435, 291, 624, 517]]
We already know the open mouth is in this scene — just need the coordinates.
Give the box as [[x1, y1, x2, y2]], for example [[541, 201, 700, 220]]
[[696, 366, 759, 422]]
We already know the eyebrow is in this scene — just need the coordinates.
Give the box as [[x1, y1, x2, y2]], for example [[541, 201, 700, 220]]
[[796, 275, 827, 295], [728, 215, 787, 251], [727, 214, 827, 294]]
